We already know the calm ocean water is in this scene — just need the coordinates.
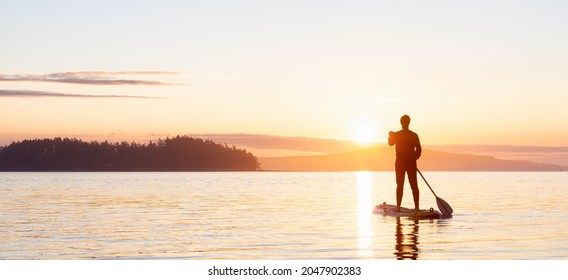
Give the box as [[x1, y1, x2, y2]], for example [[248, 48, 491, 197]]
[[0, 171, 566, 260]]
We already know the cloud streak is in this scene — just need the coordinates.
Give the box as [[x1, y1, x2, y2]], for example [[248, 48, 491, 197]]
[[0, 89, 155, 99], [188, 133, 364, 153], [0, 71, 178, 86]]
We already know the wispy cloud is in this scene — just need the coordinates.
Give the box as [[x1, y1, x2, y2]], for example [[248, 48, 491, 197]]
[[187, 133, 364, 153], [427, 144, 568, 153], [0, 71, 178, 86], [0, 89, 155, 99]]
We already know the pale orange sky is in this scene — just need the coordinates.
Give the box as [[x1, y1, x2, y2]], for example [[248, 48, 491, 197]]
[[1, 1, 567, 147]]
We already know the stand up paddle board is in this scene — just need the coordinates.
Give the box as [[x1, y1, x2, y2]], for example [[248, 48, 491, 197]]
[[373, 202, 442, 219]]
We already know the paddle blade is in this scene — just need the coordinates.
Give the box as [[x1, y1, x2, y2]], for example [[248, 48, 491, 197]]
[[436, 197, 454, 216]]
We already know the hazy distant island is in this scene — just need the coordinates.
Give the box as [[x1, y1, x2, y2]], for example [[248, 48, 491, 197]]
[[0, 136, 260, 171], [260, 146, 567, 171]]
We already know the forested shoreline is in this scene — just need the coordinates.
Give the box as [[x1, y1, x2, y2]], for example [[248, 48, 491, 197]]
[[0, 136, 259, 171]]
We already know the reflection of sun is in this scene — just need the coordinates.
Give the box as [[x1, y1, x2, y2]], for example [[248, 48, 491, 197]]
[[352, 124, 378, 145], [357, 171, 374, 257]]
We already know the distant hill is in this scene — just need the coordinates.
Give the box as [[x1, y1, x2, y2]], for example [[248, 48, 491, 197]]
[[194, 134, 568, 167], [260, 146, 567, 171]]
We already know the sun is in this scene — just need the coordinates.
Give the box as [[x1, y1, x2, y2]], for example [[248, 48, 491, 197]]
[[352, 124, 378, 145]]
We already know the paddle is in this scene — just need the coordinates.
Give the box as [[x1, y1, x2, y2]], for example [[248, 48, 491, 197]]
[[417, 168, 453, 216]]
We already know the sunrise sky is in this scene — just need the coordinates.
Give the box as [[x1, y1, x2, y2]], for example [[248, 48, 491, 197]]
[[1, 1, 567, 148]]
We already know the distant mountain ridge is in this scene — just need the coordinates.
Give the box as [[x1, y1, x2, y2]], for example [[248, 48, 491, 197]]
[[260, 146, 567, 171], [193, 134, 568, 166]]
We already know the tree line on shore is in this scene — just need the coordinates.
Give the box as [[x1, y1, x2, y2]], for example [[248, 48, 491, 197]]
[[0, 136, 260, 171]]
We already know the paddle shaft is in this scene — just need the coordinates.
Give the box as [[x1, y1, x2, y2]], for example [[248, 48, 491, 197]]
[[417, 168, 438, 198]]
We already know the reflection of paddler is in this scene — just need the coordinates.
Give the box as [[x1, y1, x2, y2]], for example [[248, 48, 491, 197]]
[[394, 217, 419, 260]]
